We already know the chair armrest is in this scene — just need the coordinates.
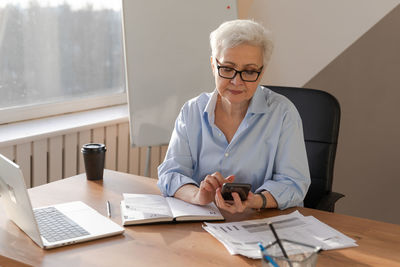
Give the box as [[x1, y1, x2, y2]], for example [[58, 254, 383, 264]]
[[316, 192, 345, 212]]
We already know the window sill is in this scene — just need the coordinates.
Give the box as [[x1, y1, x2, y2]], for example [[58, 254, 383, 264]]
[[0, 105, 129, 148]]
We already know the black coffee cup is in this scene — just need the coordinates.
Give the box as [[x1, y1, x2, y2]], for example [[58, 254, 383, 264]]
[[81, 143, 106, 180]]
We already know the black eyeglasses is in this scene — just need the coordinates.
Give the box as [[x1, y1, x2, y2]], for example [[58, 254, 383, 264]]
[[216, 59, 263, 82]]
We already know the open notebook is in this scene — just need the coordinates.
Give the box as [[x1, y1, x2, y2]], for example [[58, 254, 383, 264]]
[[121, 193, 224, 225]]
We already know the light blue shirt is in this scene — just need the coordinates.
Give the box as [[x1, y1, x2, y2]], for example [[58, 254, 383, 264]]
[[157, 86, 310, 209]]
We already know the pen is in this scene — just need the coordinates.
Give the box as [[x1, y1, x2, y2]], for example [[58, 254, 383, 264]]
[[106, 200, 111, 218], [258, 243, 279, 267], [269, 222, 292, 267]]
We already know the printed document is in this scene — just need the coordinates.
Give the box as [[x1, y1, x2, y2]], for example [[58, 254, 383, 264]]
[[203, 211, 357, 259]]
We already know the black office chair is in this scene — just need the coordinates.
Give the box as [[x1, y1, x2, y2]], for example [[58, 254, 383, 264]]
[[265, 85, 344, 212]]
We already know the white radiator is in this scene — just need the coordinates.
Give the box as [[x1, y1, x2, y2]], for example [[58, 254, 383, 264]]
[[0, 122, 168, 188]]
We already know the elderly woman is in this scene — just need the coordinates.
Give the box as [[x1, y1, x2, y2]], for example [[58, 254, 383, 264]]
[[157, 19, 310, 213]]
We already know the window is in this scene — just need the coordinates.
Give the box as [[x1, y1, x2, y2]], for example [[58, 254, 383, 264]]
[[0, 0, 126, 124]]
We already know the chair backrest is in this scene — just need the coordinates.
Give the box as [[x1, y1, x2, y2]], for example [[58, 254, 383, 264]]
[[265, 86, 341, 209]]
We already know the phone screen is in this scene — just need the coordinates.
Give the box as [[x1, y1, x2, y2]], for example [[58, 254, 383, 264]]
[[221, 183, 251, 201]]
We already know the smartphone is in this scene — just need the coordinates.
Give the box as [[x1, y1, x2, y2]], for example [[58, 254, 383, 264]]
[[221, 183, 251, 201]]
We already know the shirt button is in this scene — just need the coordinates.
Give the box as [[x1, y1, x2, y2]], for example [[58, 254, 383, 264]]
[[219, 133, 222, 136], [225, 153, 229, 157]]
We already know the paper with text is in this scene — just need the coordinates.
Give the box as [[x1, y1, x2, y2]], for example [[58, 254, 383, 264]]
[[166, 197, 221, 218], [203, 211, 357, 259], [122, 194, 172, 221]]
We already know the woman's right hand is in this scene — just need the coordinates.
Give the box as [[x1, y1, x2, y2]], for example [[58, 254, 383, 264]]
[[195, 172, 235, 205]]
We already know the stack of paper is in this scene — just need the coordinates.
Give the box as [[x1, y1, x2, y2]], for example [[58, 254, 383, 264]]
[[203, 211, 357, 259]]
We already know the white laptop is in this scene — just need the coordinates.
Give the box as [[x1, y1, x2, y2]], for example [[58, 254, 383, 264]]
[[0, 154, 124, 249]]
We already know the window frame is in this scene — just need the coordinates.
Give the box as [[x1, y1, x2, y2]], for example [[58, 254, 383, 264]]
[[0, 92, 127, 125]]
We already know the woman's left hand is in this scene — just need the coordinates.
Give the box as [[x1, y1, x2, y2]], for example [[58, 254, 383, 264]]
[[215, 187, 256, 213]]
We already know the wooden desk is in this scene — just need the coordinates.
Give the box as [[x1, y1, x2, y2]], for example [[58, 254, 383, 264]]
[[1, 170, 399, 267]]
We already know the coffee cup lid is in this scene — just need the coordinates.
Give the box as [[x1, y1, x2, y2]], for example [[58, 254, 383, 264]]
[[81, 143, 106, 153]]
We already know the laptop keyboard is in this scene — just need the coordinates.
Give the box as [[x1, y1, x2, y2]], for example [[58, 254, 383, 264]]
[[34, 207, 90, 242]]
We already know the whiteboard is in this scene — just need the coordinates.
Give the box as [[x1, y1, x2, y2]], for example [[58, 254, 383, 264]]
[[122, 0, 237, 147]]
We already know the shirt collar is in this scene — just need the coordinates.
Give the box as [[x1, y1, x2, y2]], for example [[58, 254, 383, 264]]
[[204, 89, 218, 124], [247, 86, 268, 114]]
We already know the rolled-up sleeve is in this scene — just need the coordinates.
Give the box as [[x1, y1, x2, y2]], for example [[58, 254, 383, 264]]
[[256, 107, 310, 209], [157, 104, 198, 196]]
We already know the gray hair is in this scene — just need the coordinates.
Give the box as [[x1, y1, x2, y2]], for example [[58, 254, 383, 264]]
[[210, 19, 273, 65]]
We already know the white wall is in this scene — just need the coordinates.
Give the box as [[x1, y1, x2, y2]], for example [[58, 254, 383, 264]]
[[239, 0, 399, 86]]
